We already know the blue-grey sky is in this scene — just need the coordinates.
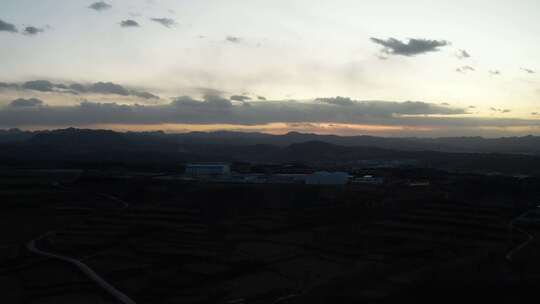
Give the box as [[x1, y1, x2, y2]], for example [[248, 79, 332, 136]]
[[1, 0, 540, 136]]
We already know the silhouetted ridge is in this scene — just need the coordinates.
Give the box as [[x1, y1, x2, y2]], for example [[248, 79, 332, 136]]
[[30, 128, 128, 147]]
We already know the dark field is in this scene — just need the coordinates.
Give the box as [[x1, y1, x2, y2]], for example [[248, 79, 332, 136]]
[[2, 169, 540, 303]]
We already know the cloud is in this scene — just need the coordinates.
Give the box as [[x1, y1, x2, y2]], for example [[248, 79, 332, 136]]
[[489, 70, 501, 75], [69, 83, 87, 93], [257, 96, 267, 101], [171, 95, 233, 110], [0, 97, 469, 127], [4, 98, 539, 136], [230, 95, 251, 102], [521, 68, 535, 74], [132, 91, 159, 100], [316, 96, 355, 106], [370, 37, 450, 57], [120, 20, 140, 28], [456, 49, 471, 59], [150, 18, 176, 28], [456, 66, 475, 73], [9, 98, 44, 108], [0, 19, 17, 33], [0, 82, 19, 90], [170, 96, 201, 107], [15, 80, 159, 99], [201, 95, 233, 108], [226, 36, 241, 43], [490, 107, 511, 113], [193, 87, 226, 97], [89, 1, 112, 11], [88, 82, 130, 95], [82, 82, 159, 99], [532, 112, 539, 116], [23, 26, 44, 35], [22, 80, 55, 92]]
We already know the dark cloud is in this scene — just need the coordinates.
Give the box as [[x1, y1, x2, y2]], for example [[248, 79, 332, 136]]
[[532, 112, 539, 116], [202, 95, 233, 108], [456, 49, 471, 59], [521, 68, 535, 74], [21, 80, 79, 94], [69, 83, 87, 93], [316, 96, 355, 106], [0, 19, 17, 33], [469, 105, 476, 109], [226, 36, 241, 43], [23, 26, 44, 35], [171, 96, 201, 107], [167, 96, 233, 122], [150, 18, 176, 28], [120, 20, 140, 27], [0, 82, 19, 90], [441, 102, 450, 106], [132, 91, 160, 100], [352, 100, 464, 116], [89, 1, 112, 11], [89, 82, 130, 95], [230, 95, 251, 102], [0, 98, 469, 127], [15, 80, 159, 99], [315, 97, 462, 115], [370, 37, 450, 57], [489, 70, 501, 75], [22, 80, 55, 92], [456, 66, 475, 73], [12, 96, 540, 134], [257, 96, 267, 101], [9, 98, 44, 108], [73, 82, 158, 99]]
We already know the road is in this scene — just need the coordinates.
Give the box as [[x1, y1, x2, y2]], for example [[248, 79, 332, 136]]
[[506, 207, 537, 262], [27, 234, 136, 304], [26, 188, 136, 304]]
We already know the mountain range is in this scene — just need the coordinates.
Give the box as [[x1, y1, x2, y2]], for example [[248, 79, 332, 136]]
[[1, 128, 540, 175]]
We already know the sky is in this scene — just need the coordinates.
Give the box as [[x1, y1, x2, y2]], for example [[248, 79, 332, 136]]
[[1, 0, 540, 137]]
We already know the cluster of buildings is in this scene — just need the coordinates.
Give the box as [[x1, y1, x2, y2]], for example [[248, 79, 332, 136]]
[[183, 163, 384, 186]]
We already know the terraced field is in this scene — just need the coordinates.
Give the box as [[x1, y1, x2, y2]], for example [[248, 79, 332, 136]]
[[2, 172, 539, 304], [28, 198, 520, 303]]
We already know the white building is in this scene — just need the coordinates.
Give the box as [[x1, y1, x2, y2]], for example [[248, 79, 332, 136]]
[[305, 171, 350, 185], [185, 163, 231, 177]]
